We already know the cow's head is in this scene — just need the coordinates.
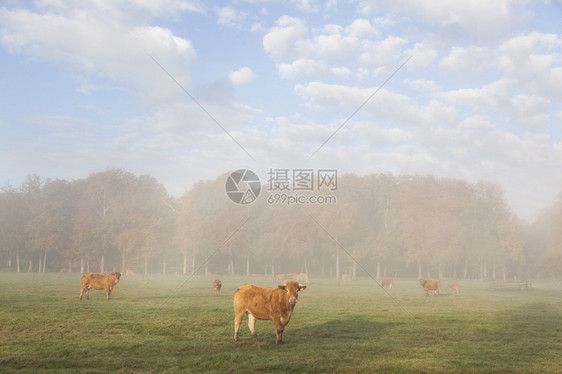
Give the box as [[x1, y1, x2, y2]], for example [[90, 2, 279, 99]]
[[418, 278, 425, 286], [278, 281, 307, 305], [113, 272, 122, 281]]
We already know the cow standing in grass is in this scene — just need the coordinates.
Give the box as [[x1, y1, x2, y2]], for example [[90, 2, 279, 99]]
[[381, 278, 394, 289], [213, 279, 222, 296], [448, 284, 459, 294], [79, 272, 121, 300], [418, 278, 441, 296], [234, 281, 306, 345]]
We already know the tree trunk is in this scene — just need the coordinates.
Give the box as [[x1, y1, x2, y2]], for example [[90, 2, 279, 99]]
[[68, 258, 72, 273], [28, 259, 32, 272], [418, 262, 422, 279], [336, 247, 340, 279], [246, 255, 250, 276], [479, 257, 484, 281], [121, 251, 126, 274], [38, 252, 42, 273], [43, 250, 47, 272], [16, 251, 20, 273], [228, 249, 234, 276], [100, 254, 105, 273], [376, 261, 381, 280], [183, 254, 188, 274], [80, 256, 85, 274], [162, 257, 166, 275], [144, 256, 148, 277]]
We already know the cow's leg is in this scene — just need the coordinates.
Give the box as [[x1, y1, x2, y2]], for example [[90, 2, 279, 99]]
[[79, 286, 86, 300], [273, 320, 284, 345], [248, 313, 258, 341], [106, 288, 111, 300], [85, 287, 90, 300], [234, 312, 244, 341]]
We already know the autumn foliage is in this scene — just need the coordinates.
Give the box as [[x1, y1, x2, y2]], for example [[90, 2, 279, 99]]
[[0, 170, 560, 280]]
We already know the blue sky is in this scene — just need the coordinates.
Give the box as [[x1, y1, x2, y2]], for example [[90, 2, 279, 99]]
[[1, 0, 561, 221]]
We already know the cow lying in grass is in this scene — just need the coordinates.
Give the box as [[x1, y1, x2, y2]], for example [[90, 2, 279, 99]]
[[79, 272, 121, 300], [234, 281, 306, 345]]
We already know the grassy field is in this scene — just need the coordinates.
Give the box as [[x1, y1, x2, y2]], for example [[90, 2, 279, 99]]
[[1, 273, 561, 373]]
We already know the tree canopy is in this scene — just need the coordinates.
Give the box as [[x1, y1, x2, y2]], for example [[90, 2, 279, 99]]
[[0, 169, 559, 280]]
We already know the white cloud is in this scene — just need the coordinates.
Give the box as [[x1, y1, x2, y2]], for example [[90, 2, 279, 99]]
[[217, 6, 246, 27], [439, 78, 511, 111], [291, 0, 320, 13], [263, 16, 308, 60], [359, 0, 520, 43], [278, 59, 351, 79], [229, 66, 257, 84], [439, 45, 493, 72], [0, 3, 197, 107], [345, 18, 380, 39], [509, 94, 551, 129]]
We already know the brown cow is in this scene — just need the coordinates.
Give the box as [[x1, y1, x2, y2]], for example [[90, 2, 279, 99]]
[[381, 278, 394, 289], [448, 284, 459, 294], [234, 281, 306, 345], [213, 279, 222, 296], [79, 272, 121, 300], [418, 278, 441, 296]]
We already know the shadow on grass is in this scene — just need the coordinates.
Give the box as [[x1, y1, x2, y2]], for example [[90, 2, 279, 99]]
[[293, 317, 401, 341], [440, 300, 562, 372]]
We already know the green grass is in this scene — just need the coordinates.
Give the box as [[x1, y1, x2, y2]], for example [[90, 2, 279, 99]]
[[1, 274, 561, 373]]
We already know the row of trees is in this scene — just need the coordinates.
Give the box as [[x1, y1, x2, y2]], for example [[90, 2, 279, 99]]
[[0, 169, 560, 279]]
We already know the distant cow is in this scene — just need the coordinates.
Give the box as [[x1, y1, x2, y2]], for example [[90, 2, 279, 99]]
[[448, 284, 459, 294], [234, 281, 307, 345], [418, 278, 441, 296], [273, 273, 297, 282], [295, 273, 309, 284], [381, 278, 394, 289], [213, 279, 222, 296], [79, 272, 121, 300]]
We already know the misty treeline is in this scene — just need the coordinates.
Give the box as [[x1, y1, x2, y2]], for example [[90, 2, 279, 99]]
[[0, 169, 561, 280]]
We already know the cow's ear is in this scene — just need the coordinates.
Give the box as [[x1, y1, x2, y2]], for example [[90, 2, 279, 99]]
[[298, 285, 307, 291], [278, 285, 286, 291]]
